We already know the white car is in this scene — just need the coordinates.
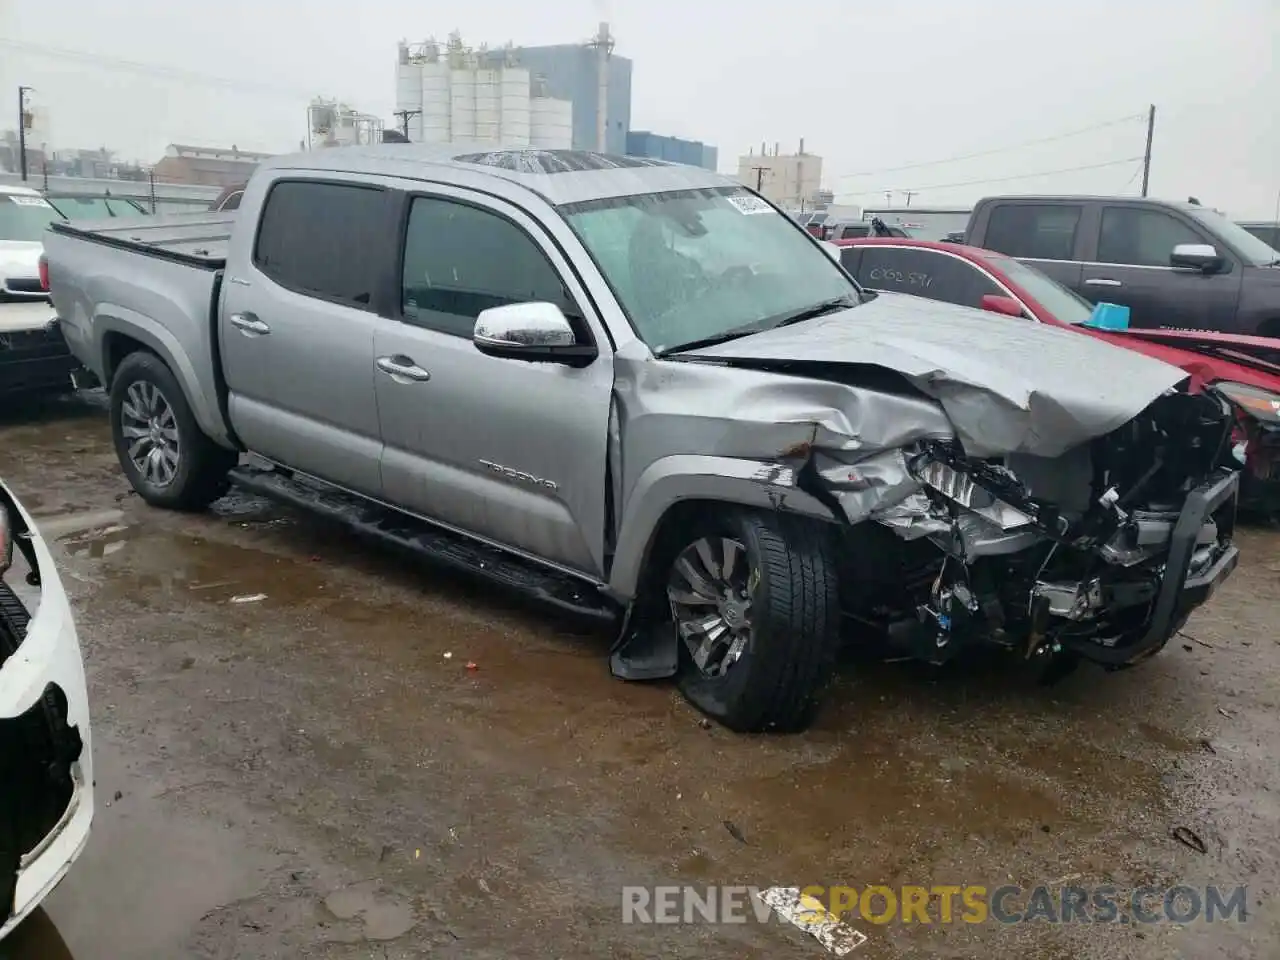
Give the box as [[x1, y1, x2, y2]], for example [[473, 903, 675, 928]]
[[0, 479, 93, 940], [0, 185, 59, 300]]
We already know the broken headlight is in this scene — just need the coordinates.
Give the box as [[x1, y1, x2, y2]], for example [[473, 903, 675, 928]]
[[1215, 381, 1280, 425]]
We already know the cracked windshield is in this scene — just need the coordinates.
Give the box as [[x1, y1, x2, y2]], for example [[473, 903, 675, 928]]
[[0, 1, 1277, 958]]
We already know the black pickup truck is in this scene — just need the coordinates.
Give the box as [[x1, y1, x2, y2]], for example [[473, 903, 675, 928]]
[[964, 196, 1280, 337]]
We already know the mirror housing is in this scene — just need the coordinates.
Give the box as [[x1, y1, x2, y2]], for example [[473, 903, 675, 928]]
[[1170, 243, 1224, 273], [473, 302, 597, 367], [980, 294, 1025, 318]]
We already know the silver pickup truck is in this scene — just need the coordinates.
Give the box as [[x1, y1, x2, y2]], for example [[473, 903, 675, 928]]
[[44, 146, 1241, 731]]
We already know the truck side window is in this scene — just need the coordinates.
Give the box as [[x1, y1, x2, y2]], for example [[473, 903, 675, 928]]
[[400, 197, 572, 338], [1097, 207, 1206, 268], [253, 180, 383, 307], [983, 204, 1081, 261], [220, 191, 242, 211]]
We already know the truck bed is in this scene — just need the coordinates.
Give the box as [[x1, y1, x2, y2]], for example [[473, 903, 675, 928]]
[[48, 211, 234, 269]]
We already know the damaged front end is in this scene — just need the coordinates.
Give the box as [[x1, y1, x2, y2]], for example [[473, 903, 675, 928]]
[[830, 389, 1240, 671]]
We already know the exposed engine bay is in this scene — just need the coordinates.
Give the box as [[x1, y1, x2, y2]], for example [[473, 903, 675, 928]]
[[833, 389, 1241, 672]]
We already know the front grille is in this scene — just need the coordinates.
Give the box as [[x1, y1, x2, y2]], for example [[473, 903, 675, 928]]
[[3, 278, 43, 294], [0, 581, 29, 667], [0, 324, 66, 360]]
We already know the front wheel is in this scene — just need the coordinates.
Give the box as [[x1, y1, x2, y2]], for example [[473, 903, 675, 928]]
[[668, 509, 841, 733], [109, 351, 237, 511]]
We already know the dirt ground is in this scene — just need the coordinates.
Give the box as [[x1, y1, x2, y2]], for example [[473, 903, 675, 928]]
[[1, 391, 1277, 960]]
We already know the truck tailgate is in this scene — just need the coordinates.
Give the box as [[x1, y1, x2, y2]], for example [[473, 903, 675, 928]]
[[43, 216, 234, 444]]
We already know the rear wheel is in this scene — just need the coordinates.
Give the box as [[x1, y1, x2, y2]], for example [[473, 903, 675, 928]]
[[668, 509, 841, 732], [109, 351, 236, 511]]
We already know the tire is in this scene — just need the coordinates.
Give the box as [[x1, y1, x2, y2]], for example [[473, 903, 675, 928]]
[[668, 508, 841, 733], [109, 351, 236, 511]]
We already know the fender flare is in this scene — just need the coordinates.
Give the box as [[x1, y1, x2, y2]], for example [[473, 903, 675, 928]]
[[95, 310, 233, 448], [606, 454, 836, 600]]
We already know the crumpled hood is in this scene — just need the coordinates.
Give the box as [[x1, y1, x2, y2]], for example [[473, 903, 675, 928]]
[[688, 292, 1188, 457]]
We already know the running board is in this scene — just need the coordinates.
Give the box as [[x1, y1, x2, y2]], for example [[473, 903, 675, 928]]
[[227, 465, 618, 623]]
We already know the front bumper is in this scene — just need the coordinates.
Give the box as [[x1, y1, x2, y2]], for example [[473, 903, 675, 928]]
[[0, 482, 94, 941], [1060, 469, 1240, 667]]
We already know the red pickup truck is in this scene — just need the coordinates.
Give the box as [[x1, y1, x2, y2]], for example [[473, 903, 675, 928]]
[[837, 238, 1280, 512]]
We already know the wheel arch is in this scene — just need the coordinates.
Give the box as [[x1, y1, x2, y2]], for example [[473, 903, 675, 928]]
[[96, 314, 232, 448], [606, 455, 837, 600]]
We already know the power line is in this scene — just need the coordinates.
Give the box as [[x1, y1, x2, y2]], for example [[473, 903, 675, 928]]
[[0, 38, 316, 100], [832, 113, 1147, 182], [833, 156, 1145, 201], [1117, 161, 1144, 194]]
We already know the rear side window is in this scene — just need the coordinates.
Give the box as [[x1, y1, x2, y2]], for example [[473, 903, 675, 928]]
[[983, 204, 1081, 261], [400, 196, 573, 338], [253, 180, 384, 307], [1097, 207, 1207, 267], [855, 247, 1002, 308], [219, 191, 243, 211]]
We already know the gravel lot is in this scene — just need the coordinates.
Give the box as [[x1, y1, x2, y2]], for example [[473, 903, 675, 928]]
[[2, 392, 1277, 959]]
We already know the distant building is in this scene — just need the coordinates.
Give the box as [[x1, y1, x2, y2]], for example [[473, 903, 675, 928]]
[[395, 24, 631, 153], [626, 131, 717, 171], [151, 143, 272, 188], [737, 140, 823, 209]]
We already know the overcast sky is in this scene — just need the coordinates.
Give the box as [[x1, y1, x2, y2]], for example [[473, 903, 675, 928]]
[[2, 0, 1277, 216]]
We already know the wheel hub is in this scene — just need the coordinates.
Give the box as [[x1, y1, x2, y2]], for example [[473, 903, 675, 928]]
[[666, 536, 754, 678], [121, 381, 181, 489]]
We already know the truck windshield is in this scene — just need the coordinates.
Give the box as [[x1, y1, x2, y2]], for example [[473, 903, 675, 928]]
[[986, 255, 1095, 324], [1186, 207, 1280, 265], [0, 194, 60, 241], [561, 186, 859, 353]]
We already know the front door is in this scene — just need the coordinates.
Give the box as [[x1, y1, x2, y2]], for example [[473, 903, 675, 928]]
[[372, 189, 614, 577], [221, 178, 394, 497], [1080, 204, 1243, 330]]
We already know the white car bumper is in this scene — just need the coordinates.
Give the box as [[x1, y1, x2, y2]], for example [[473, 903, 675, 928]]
[[0, 480, 93, 941]]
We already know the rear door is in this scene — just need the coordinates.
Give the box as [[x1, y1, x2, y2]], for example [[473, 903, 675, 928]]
[[1080, 203, 1243, 330], [974, 201, 1087, 293], [220, 177, 395, 497], [371, 187, 614, 577]]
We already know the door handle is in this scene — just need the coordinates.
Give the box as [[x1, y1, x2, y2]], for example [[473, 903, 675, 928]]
[[376, 355, 431, 382], [1084, 278, 1123, 287], [230, 312, 271, 335]]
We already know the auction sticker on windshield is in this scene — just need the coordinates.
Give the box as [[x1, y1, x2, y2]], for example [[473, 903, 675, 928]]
[[726, 195, 772, 215], [8, 196, 52, 207]]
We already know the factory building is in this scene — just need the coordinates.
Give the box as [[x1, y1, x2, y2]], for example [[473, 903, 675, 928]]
[[625, 131, 718, 171], [394, 24, 629, 153]]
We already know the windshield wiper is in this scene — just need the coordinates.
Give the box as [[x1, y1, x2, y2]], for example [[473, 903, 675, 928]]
[[659, 324, 764, 355], [660, 296, 859, 356], [767, 295, 859, 329]]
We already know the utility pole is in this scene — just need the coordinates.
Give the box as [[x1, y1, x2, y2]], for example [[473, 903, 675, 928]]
[[1140, 103, 1156, 197], [901, 190, 918, 207], [749, 165, 769, 192], [17, 86, 33, 181], [884, 191, 893, 207], [392, 108, 422, 140]]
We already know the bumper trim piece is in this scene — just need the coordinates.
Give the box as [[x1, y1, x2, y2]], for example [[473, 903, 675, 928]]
[[1067, 469, 1240, 666]]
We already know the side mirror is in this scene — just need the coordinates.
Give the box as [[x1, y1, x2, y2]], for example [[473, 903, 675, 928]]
[[980, 294, 1025, 318], [1170, 243, 1224, 273], [473, 302, 597, 367], [819, 240, 842, 263]]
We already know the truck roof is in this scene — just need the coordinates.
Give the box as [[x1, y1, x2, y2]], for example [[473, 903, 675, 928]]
[[977, 194, 1209, 213], [258, 144, 737, 207]]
